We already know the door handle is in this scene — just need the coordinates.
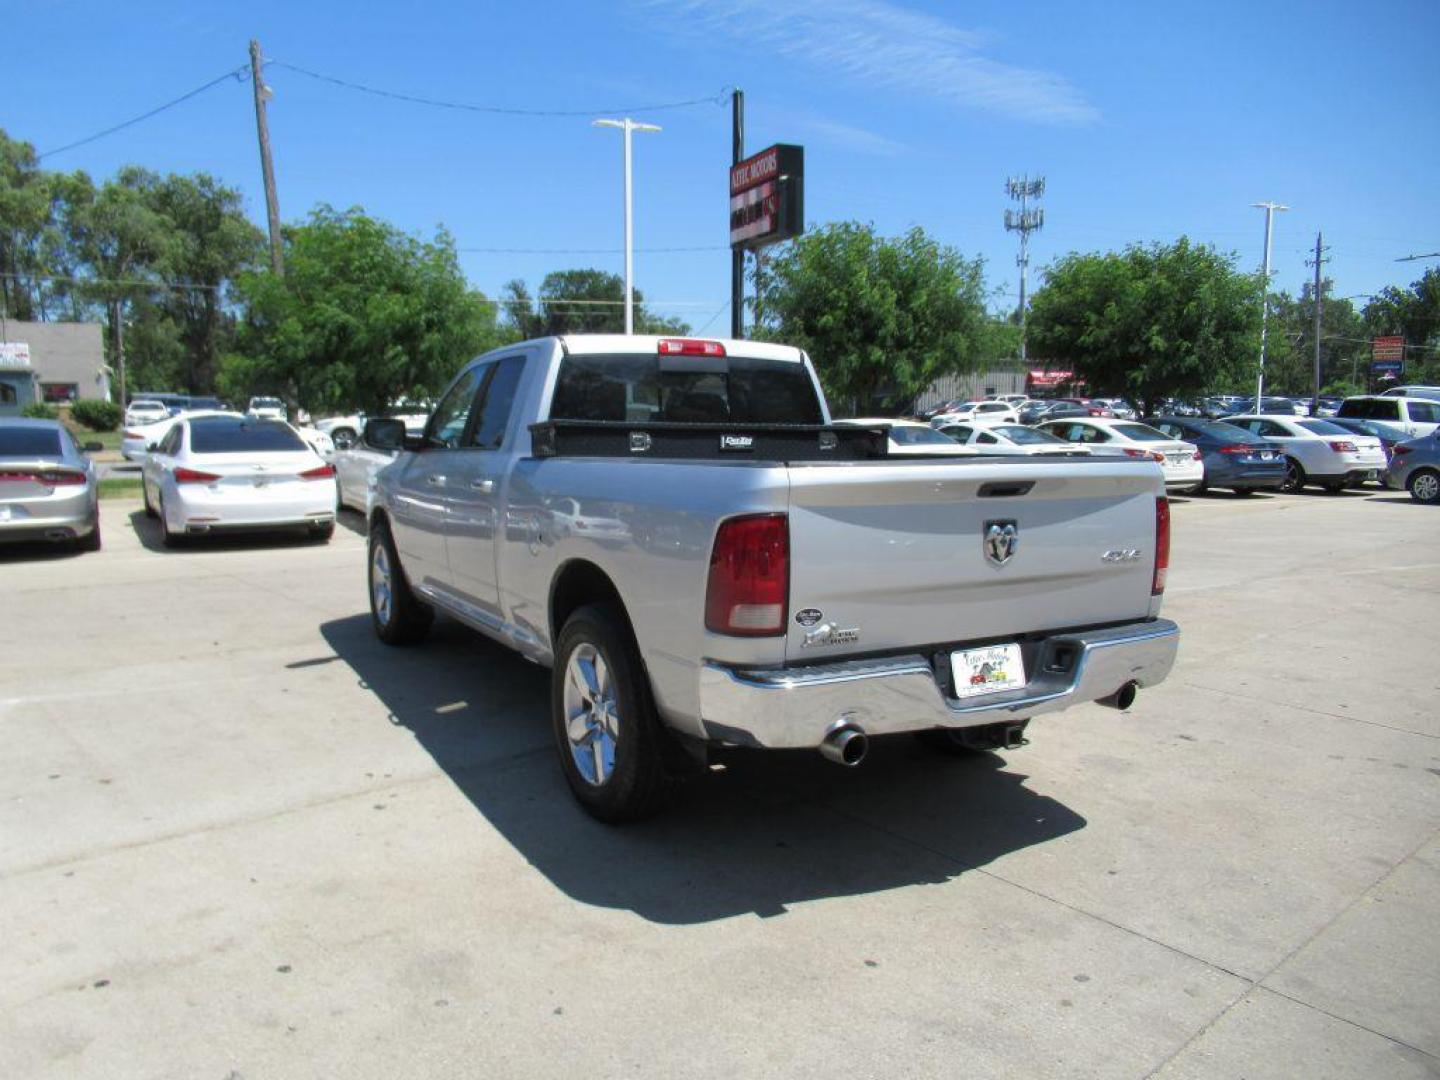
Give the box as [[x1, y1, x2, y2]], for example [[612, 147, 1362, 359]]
[[470, 478, 495, 494], [425, 473, 446, 486]]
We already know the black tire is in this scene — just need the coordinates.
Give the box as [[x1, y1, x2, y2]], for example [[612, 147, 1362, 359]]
[[77, 511, 101, 553], [1323, 480, 1347, 495], [1281, 457, 1306, 493], [158, 494, 183, 549], [310, 522, 336, 543], [368, 518, 432, 645], [142, 478, 158, 519], [1187, 481, 1208, 496], [1408, 467, 1440, 505], [1232, 487, 1256, 497], [552, 604, 674, 823]]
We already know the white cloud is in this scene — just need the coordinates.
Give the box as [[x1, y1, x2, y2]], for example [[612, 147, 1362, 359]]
[[644, 0, 1098, 126]]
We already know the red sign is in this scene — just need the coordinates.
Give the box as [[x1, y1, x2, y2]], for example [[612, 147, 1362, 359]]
[[729, 144, 803, 250], [1372, 336, 1404, 362], [730, 146, 782, 196], [1027, 369, 1073, 389]]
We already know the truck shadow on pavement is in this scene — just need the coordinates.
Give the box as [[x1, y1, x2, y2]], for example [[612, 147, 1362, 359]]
[[319, 613, 1087, 925]]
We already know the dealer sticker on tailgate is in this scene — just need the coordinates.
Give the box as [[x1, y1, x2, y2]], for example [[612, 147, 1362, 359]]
[[951, 643, 1027, 700]]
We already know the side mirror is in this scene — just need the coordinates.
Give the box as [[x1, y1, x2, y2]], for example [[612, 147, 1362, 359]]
[[146, 442, 160, 452], [363, 418, 407, 452], [83, 441, 104, 453]]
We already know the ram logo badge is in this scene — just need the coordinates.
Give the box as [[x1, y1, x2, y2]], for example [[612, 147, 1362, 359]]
[[983, 520, 1019, 566]]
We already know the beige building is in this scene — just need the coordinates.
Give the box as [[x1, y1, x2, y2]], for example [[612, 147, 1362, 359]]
[[0, 321, 108, 416]]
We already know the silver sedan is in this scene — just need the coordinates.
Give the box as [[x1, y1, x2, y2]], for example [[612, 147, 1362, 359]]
[[0, 418, 103, 551], [1385, 430, 1440, 503]]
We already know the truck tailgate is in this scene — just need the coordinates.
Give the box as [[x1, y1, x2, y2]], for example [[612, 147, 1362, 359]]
[[784, 458, 1162, 660]]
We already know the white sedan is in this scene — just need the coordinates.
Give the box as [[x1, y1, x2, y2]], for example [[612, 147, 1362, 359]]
[[1038, 418, 1204, 491], [335, 415, 430, 517], [124, 400, 171, 427], [1224, 415, 1387, 493], [121, 409, 233, 461], [140, 413, 337, 546], [937, 420, 1091, 456], [835, 418, 974, 456], [931, 400, 1020, 426]]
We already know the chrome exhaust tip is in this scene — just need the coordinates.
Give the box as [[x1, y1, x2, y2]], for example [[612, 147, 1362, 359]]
[[819, 721, 868, 767], [1098, 681, 1139, 711]]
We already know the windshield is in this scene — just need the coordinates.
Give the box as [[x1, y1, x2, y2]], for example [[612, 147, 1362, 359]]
[[1298, 419, 1351, 436], [0, 427, 62, 457], [993, 425, 1064, 444], [1113, 423, 1170, 442], [550, 354, 823, 425], [189, 417, 306, 453], [889, 426, 958, 446], [250, 397, 284, 409]]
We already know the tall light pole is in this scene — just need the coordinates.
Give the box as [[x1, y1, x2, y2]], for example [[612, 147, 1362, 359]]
[[593, 117, 661, 334], [1253, 201, 1289, 406]]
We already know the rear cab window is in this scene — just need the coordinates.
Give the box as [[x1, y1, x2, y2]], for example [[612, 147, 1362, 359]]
[[549, 354, 823, 425]]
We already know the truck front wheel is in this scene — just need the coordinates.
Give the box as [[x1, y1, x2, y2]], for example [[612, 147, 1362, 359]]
[[368, 519, 433, 645], [552, 604, 674, 822]]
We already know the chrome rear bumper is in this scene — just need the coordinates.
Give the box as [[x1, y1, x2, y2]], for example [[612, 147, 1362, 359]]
[[698, 619, 1179, 749]]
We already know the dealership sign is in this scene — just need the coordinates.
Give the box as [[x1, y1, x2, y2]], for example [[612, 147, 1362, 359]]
[[1371, 359, 1404, 378], [1371, 335, 1404, 362], [729, 144, 804, 250], [0, 342, 31, 369]]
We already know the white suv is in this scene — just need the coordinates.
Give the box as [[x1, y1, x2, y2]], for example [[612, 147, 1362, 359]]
[[1336, 396, 1440, 439], [931, 400, 1019, 426]]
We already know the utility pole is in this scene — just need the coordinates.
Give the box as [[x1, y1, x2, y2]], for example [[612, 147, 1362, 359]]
[[730, 89, 744, 340], [1252, 201, 1289, 406], [111, 300, 126, 409], [1004, 176, 1045, 363], [249, 39, 284, 276], [593, 118, 662, 334], [1309, 231, 1325, 414]]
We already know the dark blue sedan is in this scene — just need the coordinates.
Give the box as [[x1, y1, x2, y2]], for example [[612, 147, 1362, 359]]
[[1148, 416, 1286, 495]]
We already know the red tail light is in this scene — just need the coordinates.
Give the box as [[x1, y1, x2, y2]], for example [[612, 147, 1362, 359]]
[[1121, 447, 1150, 459], [658, 338, 726, 357], [38, 470, 87, 486], [1191, 449, 1203, 460], [705, 514, 788, 636], [0, 471, 34, 482], [1216, 444, 1256, 455], [1328, 441, 1357, 453], [124, 430, 145, 439], [1153, 497, 1170, 596], [300, 464, 336, 480], [174, 467, 221, 484], [1392, 445, 1413, 458]]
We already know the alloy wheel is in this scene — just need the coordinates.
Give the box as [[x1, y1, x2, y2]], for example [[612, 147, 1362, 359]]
[[371, 542, 393, 626], [563, 643, 619, 786]]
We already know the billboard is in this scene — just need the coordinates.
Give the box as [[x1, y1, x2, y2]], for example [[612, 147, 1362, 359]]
[[729, 144, 803, 250], [1371, 359, 1404, 379], [0, 342, 31, 369], [1371, 336, 1404, 362]]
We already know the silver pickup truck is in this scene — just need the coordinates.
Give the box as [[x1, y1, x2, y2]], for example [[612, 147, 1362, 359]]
[[364, 335, 1179, 821]]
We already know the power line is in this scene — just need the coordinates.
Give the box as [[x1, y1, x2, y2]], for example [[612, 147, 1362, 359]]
[[37, 65, 251, 160], [268, 60, 730, 118], [457, 245, 726, 254]]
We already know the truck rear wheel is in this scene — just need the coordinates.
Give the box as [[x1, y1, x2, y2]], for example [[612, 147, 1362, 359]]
[[552, 604, 674, 822], [368, 519, 433, 645]]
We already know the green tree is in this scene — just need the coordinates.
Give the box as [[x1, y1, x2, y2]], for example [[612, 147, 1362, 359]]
[[146, 173, 263, 392], [228, 206, 502, 414], [1027, 238, 1260, 415], [502, 268, 688, 337], [1261, 282, 1366, 397], [0, 129, 85, 322], [755, 222, 990, 415], [1362, 268, 1440, 385]]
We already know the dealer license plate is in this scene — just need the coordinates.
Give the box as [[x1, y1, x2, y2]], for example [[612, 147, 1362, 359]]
[[951, 643, 1027, 700]]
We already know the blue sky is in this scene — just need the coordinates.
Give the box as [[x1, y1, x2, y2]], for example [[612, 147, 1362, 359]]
[[10, 0, 1439, 331]]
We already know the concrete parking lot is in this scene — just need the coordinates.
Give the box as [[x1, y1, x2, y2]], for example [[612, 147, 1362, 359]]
[[2, 491, 1437, 1079]]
